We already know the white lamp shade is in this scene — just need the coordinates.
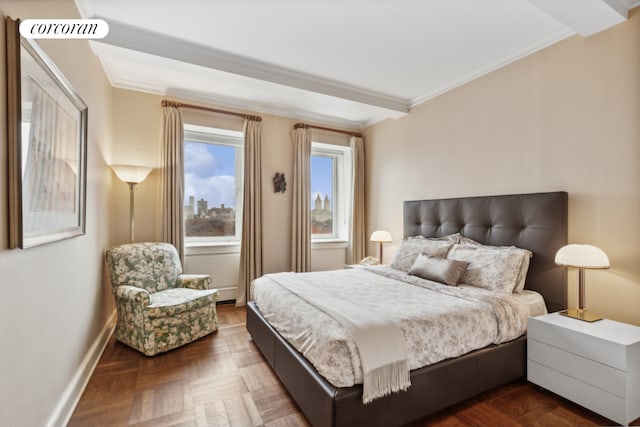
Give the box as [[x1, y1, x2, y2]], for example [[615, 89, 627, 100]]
[[555, 244, 610, 269], [370, 230, 392, 243], [111, 164, 153, 184]]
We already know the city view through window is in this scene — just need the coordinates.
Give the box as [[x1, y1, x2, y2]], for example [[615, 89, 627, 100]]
[[184, 141, 335, 239], [184, 141, 238, 238], [311, 155, 333, 236]]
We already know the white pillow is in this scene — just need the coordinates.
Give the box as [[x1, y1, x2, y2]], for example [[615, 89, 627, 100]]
[[447, 244, 530, 294]]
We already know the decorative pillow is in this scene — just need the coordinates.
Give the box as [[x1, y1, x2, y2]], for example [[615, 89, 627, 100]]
[[457, 237, 532, 293], [512, 254, 531, 293], [408, 253, 469, 286], [390, 239, 452, 272], [406, 233, 461, 244], [447, 244, 530, 293]]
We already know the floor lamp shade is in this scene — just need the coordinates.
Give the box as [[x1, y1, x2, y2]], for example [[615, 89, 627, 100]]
[[555, 244, 609, 322], [370, 230, 392, 263], [111, 165, 153, 184], [111, 165, 153, 243]]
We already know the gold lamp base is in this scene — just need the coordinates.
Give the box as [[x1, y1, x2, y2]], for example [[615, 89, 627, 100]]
[[559, 309, 603, 323]]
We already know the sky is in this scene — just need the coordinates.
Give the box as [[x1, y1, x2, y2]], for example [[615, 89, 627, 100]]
[[311, 155, 333, 209], [184, 140, 333, 210], [184, 141, 236, 209]]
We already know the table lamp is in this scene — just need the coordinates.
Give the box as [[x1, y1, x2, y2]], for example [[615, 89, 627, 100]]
[[370, 230, 392, 263], [111, 165, 152, 243], [555, 243, 609, 322]]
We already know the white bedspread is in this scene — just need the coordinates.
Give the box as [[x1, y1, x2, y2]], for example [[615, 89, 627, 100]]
[[252, 266, 529, 389]]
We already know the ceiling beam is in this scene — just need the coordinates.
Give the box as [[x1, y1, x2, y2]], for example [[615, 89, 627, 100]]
[[526, 0, 630, 37], [94, 17, 410, 114]]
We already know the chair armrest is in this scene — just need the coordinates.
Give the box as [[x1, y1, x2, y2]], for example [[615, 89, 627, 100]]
[[177, 274, 212, 290], [114, 285, 150, 307]]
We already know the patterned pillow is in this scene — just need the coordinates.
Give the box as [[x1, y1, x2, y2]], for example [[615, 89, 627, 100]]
[[457, 237, 532, 292], [408, 253, 469, 286], [447, 244, 530, 293], [390, 238, 452, 272], [406, 233, 461, 244]]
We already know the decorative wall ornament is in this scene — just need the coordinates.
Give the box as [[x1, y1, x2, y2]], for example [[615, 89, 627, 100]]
[[6, 17, 88, 249], [273, 172, 286, 193]]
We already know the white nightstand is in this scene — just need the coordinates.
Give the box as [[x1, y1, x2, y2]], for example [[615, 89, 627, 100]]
[[527, 312, 640, 426]]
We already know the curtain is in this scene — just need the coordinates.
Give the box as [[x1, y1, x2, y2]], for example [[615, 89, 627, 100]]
[[159, 102, 185, 263], [291, 127, 312, 272], [236, 118, 263, 306], [348, 136, 366, 264]]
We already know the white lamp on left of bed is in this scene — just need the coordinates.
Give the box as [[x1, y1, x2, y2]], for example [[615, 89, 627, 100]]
[[370, 230, 392, 264]]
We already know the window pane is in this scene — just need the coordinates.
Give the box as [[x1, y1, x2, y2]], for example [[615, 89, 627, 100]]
[[184, 141, 237, 237], [311, 155, 333, 236]]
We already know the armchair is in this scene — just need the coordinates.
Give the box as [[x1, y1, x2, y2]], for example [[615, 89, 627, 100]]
[[105, 242, 219, 356]]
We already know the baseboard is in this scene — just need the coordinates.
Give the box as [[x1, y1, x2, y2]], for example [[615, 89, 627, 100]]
[[45, 310, 117, 427]]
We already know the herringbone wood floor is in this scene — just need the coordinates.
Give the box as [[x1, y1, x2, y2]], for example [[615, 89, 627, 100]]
[[68, 304, 636, 426]]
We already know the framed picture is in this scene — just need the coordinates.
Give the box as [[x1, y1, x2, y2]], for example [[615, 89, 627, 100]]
[[6, 18, 88, 249]]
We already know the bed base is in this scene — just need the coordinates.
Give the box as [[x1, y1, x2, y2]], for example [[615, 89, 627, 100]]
[[247, 301, 525, 427]]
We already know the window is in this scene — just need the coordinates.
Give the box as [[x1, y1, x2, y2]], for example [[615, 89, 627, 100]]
[[183, 124, 243, 244], [311, 142, 351, 241]]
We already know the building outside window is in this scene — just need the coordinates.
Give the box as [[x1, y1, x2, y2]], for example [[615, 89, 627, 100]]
[[183, 124, 243, 244], [310, 142, 351, 241]]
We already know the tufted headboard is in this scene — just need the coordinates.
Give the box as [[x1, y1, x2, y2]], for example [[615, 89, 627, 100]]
[[404, 192, 568, 313]]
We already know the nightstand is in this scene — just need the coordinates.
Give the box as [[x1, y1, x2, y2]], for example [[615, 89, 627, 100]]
[[527, 312, 640, 426]]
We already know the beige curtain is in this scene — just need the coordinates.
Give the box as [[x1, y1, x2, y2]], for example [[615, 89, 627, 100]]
[[236, 118, 263, 306], [159, 102, 185, 263], [291, 127, 312, 272], [348, 136, 366, 264]]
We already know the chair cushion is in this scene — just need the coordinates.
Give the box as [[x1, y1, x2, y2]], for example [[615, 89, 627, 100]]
[[145, 288, 218, 319]]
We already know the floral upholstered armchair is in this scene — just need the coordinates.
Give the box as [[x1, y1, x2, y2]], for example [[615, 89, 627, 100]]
[[105, 242, 218, 356]]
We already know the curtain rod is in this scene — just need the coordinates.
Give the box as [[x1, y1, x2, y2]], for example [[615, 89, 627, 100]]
[[162, 100, 262, 122], [294, 122, 362, 138]]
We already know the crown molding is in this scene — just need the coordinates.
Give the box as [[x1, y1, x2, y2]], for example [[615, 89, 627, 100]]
[[95, 17, 410, 114]]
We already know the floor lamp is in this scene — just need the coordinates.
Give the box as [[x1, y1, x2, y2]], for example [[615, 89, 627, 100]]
[[111, 165, 152, 243]]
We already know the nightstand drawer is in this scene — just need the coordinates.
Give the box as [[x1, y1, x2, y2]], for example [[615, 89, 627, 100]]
[[528, 360, 626, 425], [528, 339, 626, 397], [528, 316, 626, 370]]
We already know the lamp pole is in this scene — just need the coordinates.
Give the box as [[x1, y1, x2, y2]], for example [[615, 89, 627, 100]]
[[128, 182, 138, 243]]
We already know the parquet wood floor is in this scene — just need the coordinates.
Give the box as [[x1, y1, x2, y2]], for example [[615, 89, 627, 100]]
[[68, 304, 638, 426]]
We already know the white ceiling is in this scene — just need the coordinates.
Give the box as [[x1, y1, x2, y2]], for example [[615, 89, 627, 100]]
[[76, 0, 639, 128]]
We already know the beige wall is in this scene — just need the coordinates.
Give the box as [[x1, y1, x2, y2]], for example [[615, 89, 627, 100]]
[[109, 89, 161, 244], [0, 1, 115, 425], [365, 9, 640, 325], [110, 90, 350, 300]]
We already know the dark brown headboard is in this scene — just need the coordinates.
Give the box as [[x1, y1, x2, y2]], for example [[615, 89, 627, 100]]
[[404, 192, 568, 312]]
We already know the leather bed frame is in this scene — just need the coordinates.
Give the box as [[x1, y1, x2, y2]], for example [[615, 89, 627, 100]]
[[247, 191, 568, 426]]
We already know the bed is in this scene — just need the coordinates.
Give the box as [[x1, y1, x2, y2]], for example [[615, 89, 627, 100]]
[[247, 191, 568, 427]]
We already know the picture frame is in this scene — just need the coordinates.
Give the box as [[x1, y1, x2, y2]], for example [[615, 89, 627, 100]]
[[6, 17, 88, 249]]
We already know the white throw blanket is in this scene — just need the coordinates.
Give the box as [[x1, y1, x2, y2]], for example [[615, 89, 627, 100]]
[[266, 272, 411, 403]]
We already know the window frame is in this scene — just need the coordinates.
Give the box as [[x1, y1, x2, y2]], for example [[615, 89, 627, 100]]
[[310, 141, 351, 242], [183, 124, 244, 246]]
